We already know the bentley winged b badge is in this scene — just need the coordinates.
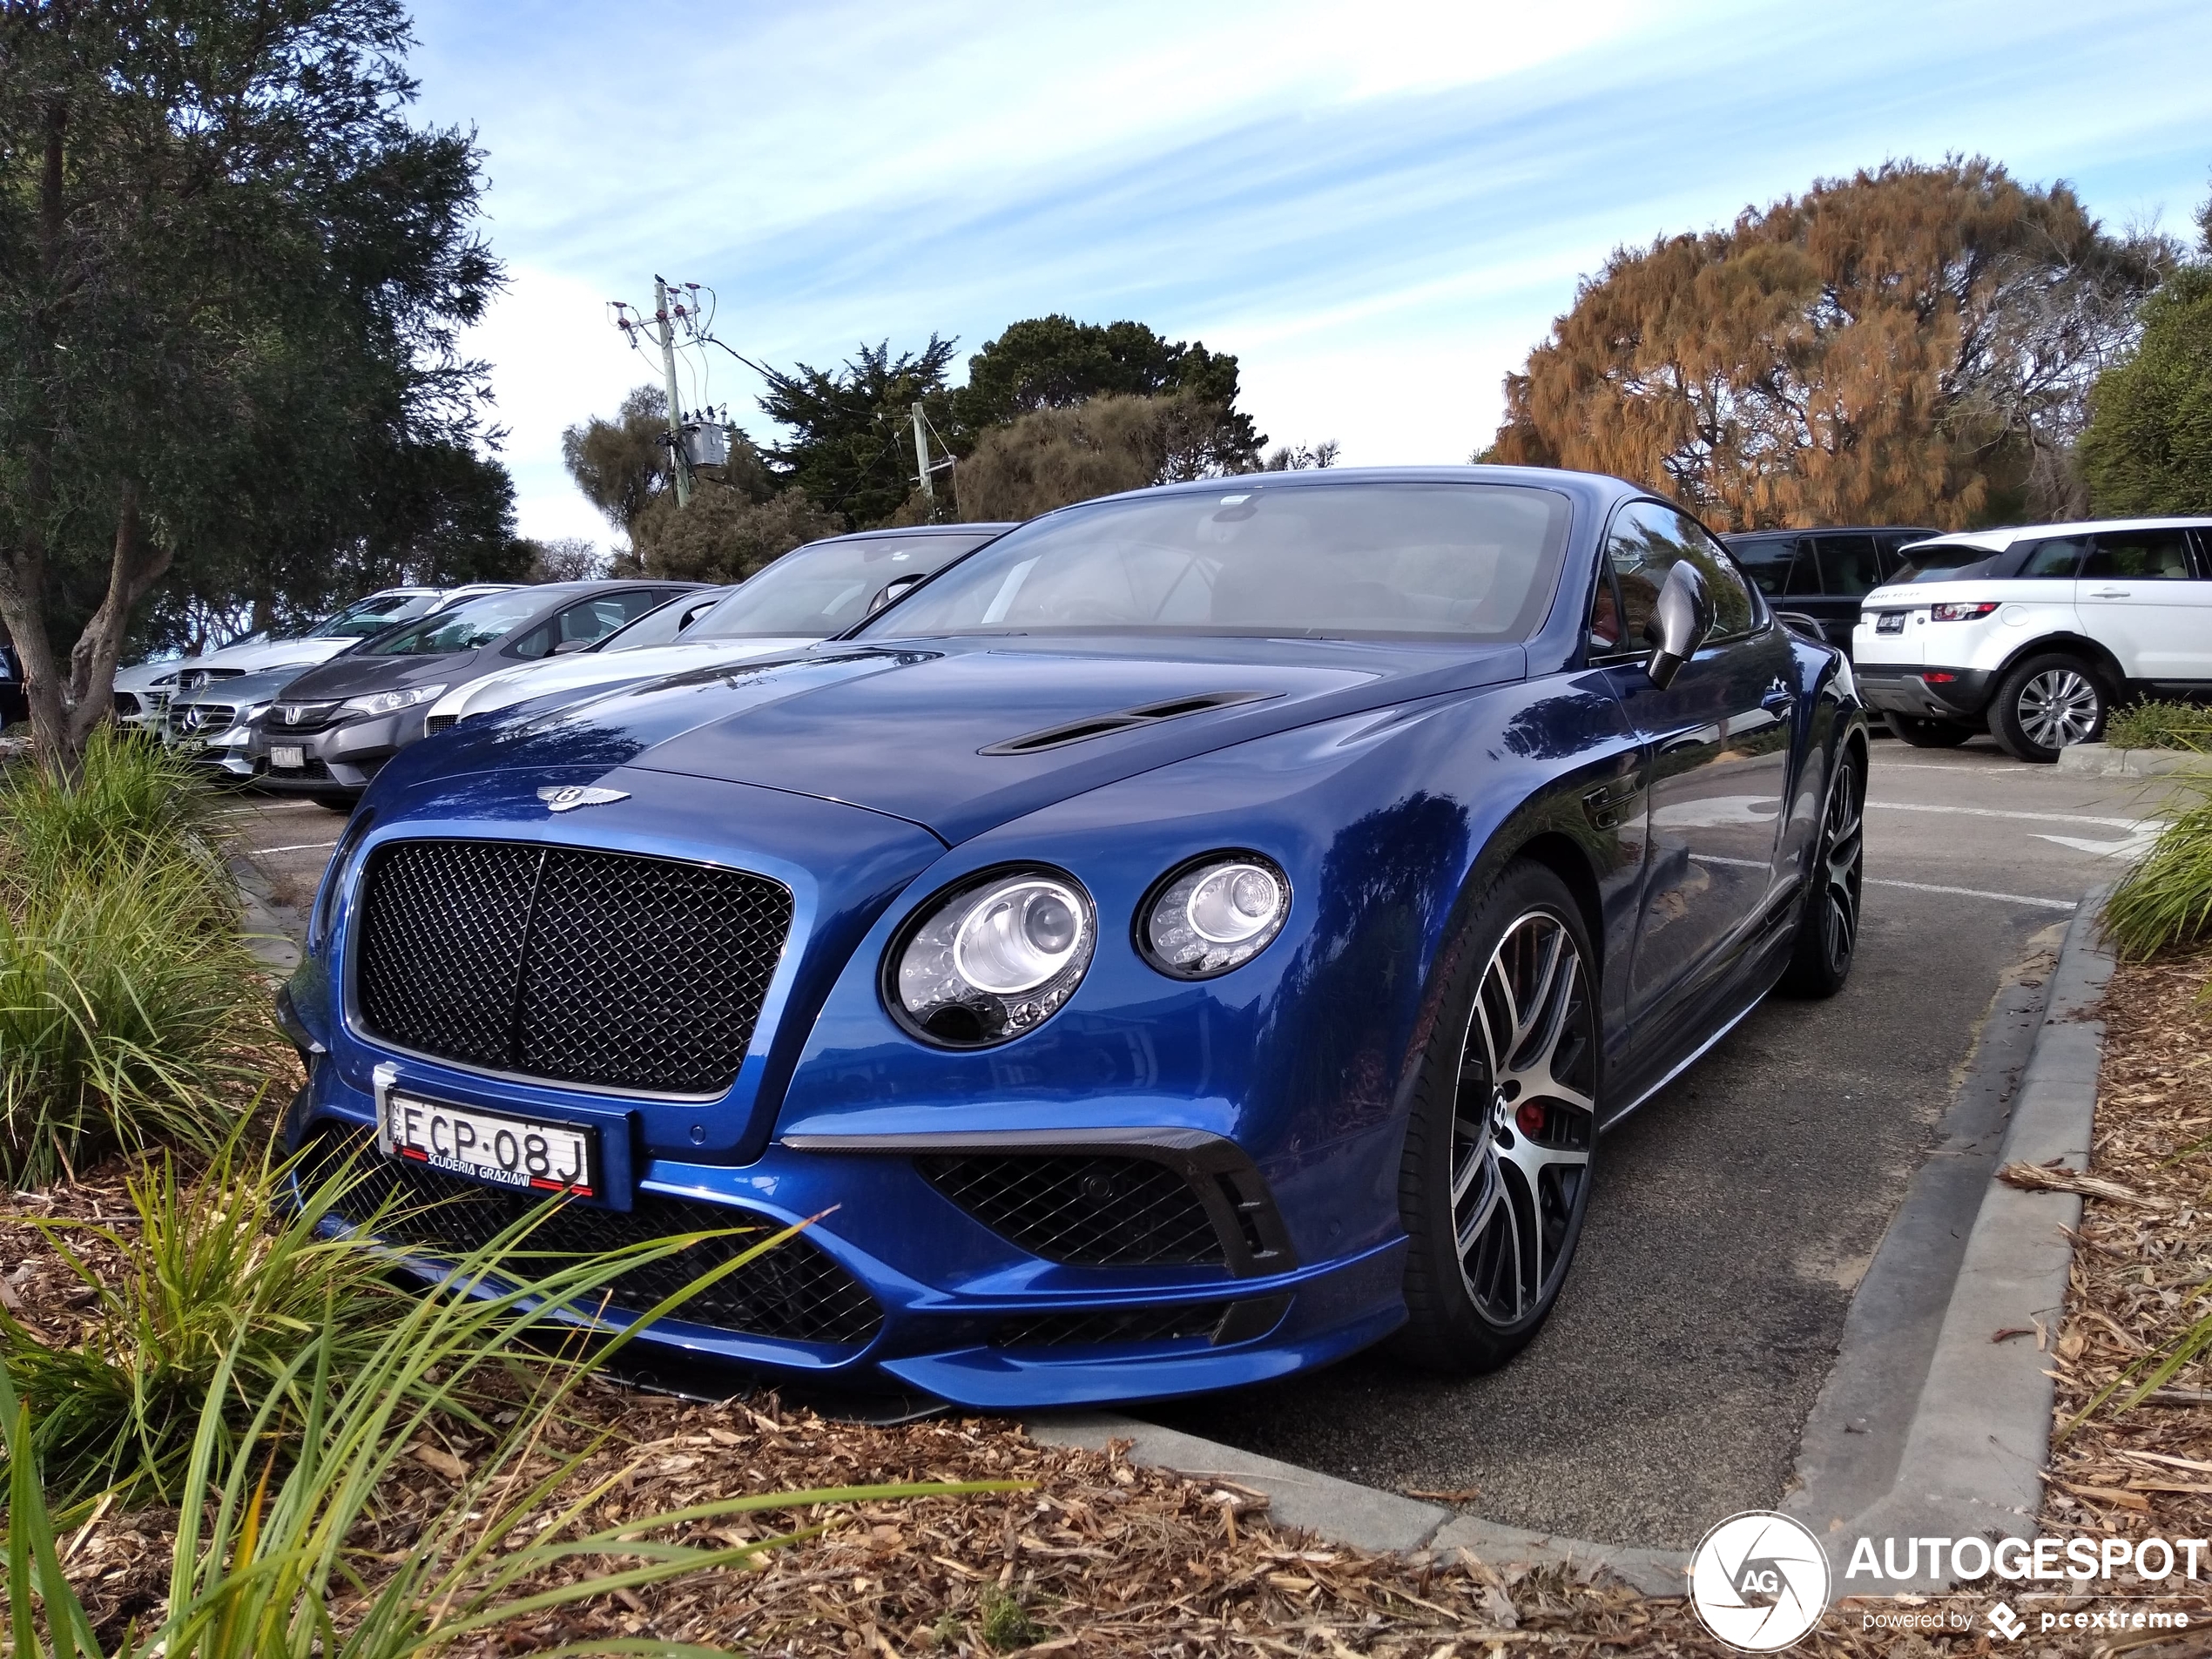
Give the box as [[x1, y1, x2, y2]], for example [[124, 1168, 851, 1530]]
[[537, 785, 630, 813]]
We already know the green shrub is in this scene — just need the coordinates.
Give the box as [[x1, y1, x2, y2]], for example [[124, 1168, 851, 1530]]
[[0, 725, 219, 894], [2103, 784, 2212, 960], [2, 1132, 421, 1501], [2106, 699, 2212, 754], [2, 1202, 1016, 1658], [0, 851, 263, 1186]]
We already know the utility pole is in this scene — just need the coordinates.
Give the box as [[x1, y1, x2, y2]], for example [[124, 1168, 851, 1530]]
[[653, 275, 691, 509], [911, 401, 934, 507]]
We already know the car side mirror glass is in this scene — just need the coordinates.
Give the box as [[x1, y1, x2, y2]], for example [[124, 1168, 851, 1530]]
[[868, 574, 924, 615], [1642, 559, 1714, 690]]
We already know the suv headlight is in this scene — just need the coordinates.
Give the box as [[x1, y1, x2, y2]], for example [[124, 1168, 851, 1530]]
[[887, 868, 1095, 1047], [339, 684, 447, 718], [1139, 853, 1291, 979]]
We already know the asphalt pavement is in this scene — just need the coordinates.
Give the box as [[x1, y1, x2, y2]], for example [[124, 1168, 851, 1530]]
[[1150, 735, 2177, 1548], [224, 735, 2178, 1551]]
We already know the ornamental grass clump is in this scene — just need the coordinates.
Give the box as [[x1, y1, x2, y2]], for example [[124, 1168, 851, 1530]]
[[2105, 698, 2212, 754], [0, 731, 267, 1186], [0, 1131, 421, 1503], [1, 1192, 1010, 1659], [2103, 782, 2212, 961]]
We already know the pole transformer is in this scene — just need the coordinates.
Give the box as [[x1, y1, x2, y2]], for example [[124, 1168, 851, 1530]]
[[653, 275, 691, 509]]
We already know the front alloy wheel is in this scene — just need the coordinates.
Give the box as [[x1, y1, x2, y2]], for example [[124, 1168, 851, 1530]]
[[1394, 863, 1598, 1372], [1781, 748, 1863, 997]]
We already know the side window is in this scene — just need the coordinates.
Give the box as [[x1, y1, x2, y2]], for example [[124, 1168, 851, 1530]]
[[1812, 534, 1883, 597], [507, 622, 554, 661], [1586, 556, 1627, 657], [1608, 503, 1758, 645], [2017, 536, 2089, 578], [2083, 529, 2195, 580], [555, 590, 667, 651], [1730, 536, 1800, 598]]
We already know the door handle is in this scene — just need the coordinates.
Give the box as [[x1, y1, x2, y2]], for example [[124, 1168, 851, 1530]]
[[1760, 682, 1797, 715], [2087, 588, 2130, 598]]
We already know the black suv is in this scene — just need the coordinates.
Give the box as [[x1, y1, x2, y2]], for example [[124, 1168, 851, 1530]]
[[1722, 527, 1938, 657]]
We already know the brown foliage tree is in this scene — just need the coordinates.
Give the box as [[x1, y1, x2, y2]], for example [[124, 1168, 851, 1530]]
[[1482, 158, 2169, 529], [954, 392, 1240, 521], [627, 485, 843, 584]]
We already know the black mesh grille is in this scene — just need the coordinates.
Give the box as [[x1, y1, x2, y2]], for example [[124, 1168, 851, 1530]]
[[993, 1303, 1228, 1350], [919, 1154, 1225, 1267], [307, 1128, 883, 1347], [355, 840, 793, 1095]]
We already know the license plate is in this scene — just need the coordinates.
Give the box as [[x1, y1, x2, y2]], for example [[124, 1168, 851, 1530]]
[[379, 1089, 600, 1197], [1875, 612, 1905, 635], [271, 745, 306, 768]]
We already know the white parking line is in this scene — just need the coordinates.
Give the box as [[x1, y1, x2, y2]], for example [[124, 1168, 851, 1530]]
[[1866, 799, 2153, 832], [1876, 762, 2042, 775], [260, 840, 339, 854], [1865, 877, 2078, 912]]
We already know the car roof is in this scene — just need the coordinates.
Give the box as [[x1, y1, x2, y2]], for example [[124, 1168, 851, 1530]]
[[1724, 525, 1937, 539], [1899, 516, 2212, 553]]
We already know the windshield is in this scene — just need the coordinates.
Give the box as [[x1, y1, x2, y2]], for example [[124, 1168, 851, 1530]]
[[686, 532, 999, 640], [304, 591, 441, 639], [1892, 542, 2005, 583], [595, 590, 725, 651], [360, 589, 550, 656], [856, 483, 1572, 641]]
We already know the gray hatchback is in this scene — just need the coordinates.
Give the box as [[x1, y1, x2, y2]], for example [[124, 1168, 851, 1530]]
[[253, 580, 699, 806]]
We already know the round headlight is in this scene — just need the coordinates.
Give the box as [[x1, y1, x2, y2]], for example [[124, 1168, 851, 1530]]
[[889, 868, 1096, 1047], [1140, 853, 1290, 979]]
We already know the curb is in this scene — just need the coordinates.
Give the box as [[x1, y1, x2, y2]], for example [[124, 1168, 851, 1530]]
[[1791, 895, 2112, 1591], [2057, 743, 2212, 779], [1025, 1413, 1689, 1595], [1033, 900, 2114, 1600]]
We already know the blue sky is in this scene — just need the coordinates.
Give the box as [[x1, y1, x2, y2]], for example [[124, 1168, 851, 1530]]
[[405, 0, 2212, 548]]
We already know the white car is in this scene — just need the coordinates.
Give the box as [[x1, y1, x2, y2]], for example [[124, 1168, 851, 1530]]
[[1851, 517, 2212, 761], [421, 523, 1012, 734]]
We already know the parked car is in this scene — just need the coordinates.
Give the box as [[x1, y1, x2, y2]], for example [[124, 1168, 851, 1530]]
[[1851, 517, 2212, 760], [161, 667, 312, 781], [1721, 526, 1936, 656], [421, 525, 1014, 733], [278, 467, 1866, 1406], [166, 585, 519, 694], [254, 581, 700, 806]]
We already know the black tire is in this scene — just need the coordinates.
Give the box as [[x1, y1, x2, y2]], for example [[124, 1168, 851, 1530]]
[[312, 794, 357, 813], [1886, 714, 1973, 748], [1988, 652, 2109, 763], [1779, 745, 1865, 998], [1391, 861, 1600, 1374]]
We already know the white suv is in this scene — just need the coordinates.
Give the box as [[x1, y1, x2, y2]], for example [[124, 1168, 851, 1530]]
[[1851, 518, 2212, 762]]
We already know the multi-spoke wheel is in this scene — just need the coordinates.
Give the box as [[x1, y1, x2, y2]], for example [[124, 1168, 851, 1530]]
[[1781, 745, 1864, 997], [1990, 653, 2107, 763], [1393, 863, 1599, 1372]]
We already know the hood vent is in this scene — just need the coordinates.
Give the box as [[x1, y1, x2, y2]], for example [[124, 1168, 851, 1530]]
[[979, 689, 1279, 756]]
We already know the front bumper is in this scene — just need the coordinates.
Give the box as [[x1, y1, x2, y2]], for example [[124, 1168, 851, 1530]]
[[284, 1059, 1407, 1408], [258, 708, 427, 794], [1855, 664, 1992, 721]]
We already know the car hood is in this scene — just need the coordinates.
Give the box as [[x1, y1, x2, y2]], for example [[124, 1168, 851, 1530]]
[[280, 651, 469, 701], [446, 637, 818, 719], [433, 634, 1527, 844], [184, 636, 355, 675], [172, 665, 314, 705], [113, 661, 182, 692]]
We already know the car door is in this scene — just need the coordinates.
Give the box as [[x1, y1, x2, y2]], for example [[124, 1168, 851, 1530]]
[[2072, 526, 2212, 688], [1596, 502, 1796, 1026]]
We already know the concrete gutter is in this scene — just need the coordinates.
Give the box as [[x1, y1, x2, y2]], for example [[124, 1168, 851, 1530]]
[[230, 852, 304, 974], [1033, 899, 2113, 1600], [1788, 895, 2111, 1591], [2058, 742, 2212, 779]]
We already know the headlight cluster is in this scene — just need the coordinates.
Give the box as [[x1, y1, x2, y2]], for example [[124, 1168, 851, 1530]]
[[887, 851, 1291, 1048], [340, 683, 447, 718]]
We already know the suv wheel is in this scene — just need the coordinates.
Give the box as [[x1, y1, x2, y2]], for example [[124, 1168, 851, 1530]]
[[1887, 714, 1973, 748], [1990, 653, 2109, 763]]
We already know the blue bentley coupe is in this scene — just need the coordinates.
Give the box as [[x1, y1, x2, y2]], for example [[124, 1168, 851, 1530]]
[[280, 468, 1867, 1406]]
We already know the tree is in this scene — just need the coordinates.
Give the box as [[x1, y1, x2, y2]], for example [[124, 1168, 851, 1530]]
[[520, 537, 608, 583], [954, 392, 1240, 521], [628, 486, 842, 583], [1481, 158, 2169, 530], [0, 0, 500, 768], [563, 386, 676, 539], [757, 338, 960, 527], [954, 315, 1265, 473], [2080, 191, 2212, 516]]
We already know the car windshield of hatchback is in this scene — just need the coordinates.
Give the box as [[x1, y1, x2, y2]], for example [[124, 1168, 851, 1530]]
[[1892, 542, 2006, 583], [592, 590, 720, 651], [857, 483, 1572, 640], [359, 589, 550, 656], [685, 533, 999, 639], [303, 592, 442, 638]]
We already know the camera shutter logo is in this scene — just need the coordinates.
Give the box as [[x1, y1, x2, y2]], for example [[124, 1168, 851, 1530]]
[[1689, 1511, 1831, 1651]]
